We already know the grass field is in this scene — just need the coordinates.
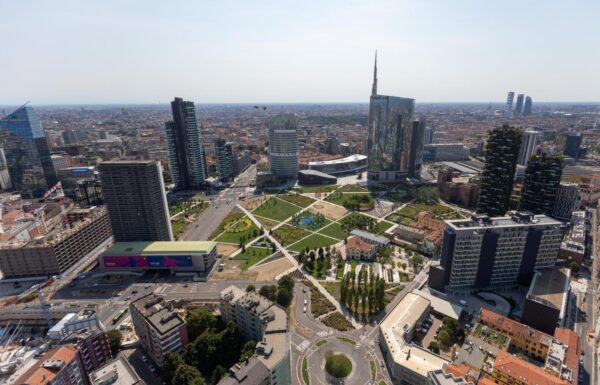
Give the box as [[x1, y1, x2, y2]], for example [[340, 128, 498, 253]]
[[215, 216, 260, 245], [304, 280, 336, 317], [277, 193, 316, 208], [322, 313, 354, 331], [302, 357, 310, 385], [209, 211, 245, 240], [272, 224, 311, 246], [232, 247, 272, 270], [254, 216, 280, 230], [171, 219, 186, 240], [325, 192, 375, 210], [385, 212, 414, 225], [252, 197, 302, 221], [297, 185, 339, 193], [337, 184, 367, 192], [289, 234, 339, 252], [377, 220, 394, 233], [318, 222, 347, 240]]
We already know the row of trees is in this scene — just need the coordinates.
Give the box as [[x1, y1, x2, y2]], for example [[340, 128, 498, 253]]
[[298, 246, 340, 278], [169, 199, 205, 216], [339, 267, 386, 315]]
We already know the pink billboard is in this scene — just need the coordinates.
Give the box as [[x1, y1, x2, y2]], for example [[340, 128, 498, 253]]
[[103, 255, 193, 268]]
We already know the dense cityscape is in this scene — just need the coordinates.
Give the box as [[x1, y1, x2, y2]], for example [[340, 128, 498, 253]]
[[1, 2, 600, 385]]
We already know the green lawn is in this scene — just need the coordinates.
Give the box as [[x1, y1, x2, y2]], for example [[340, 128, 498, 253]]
[[171, 219, 186, 240], [385, 212, 414, 225], [255, 216, 280, 230], [396, 205, 419, 219], [252, 197, 302, 221], [272, 224, 311, 246], [316, 339, 328, 347], [322, 313, 354, 331], [336, 336, 356, 346], [410, 202, 453, 216], [377, 220, 394, 233], [209, 211, 245, 240], [339, 212, 382, 234], [298, 185, 339, 193], [277, 194, 316, 208], [302, 357, 310, 385], [318, 222, 347, 240], [232, 247, 272, 270], [370, 360, 376, 380], [289, 234, 339, 252], [337, 184, 367, 192], [215, 216, 260, 245]]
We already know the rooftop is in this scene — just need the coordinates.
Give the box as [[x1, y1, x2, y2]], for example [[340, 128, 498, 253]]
[[14, 346, 77, 385], [131, 293, 186, 335], [380, 293, 449, 377], [490, 351, 569, 385], [346, 235, 374, 253], [527, 268, 570, 313], [478, 308, 553, 348], [448, 212, 563, 231], [350, 229, 389, 245], [218, 357, 270, 385], [89, 355, 145, 385], [104, 241, 216, 256], [309, 154, 367, 166]]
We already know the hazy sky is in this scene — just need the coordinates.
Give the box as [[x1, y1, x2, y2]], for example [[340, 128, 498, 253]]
[[1, 0, 599, 104]]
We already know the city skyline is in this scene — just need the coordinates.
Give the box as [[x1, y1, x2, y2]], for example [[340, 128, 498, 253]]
[[1, 1, 599, 104]]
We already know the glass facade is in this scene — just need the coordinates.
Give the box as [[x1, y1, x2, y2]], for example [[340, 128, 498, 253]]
[[269, 114, 299, 178], [366, 95, 415, 181], [165, 98, 206, 190], [0, 106, 57, 197]]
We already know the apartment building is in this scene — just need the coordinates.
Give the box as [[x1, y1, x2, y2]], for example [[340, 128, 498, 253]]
[[14, 346, 88, 385], [62, 326, 112, 374], [129, 293, 188, 365], [218, 286, 290, 385], [429, 212, 565, 291]]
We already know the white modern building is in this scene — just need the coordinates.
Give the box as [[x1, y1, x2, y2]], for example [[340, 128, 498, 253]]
[[518, 130, 540, 166], [429, 212, 565, 292], [269, 114, 299, 179], [553, 183, 581, 221], [308, 154, 367, 176]]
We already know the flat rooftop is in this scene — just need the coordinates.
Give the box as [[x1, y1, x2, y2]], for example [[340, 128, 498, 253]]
[[90, 356, 144, 385], [380, 292, 449, 377], [104, 241, 216, 256], [527, 268, 570, 311], [218, 357, 270, 385], [447, 212, 563, 231]]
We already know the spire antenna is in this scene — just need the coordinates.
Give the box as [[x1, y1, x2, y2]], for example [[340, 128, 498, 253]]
[[371, 50, 378, 97]]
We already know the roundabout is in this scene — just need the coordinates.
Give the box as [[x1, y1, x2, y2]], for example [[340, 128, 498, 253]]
[[299, 335, 376, 385]]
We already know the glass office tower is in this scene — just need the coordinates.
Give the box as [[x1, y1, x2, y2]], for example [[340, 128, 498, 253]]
[[0, 105, 57, 197]]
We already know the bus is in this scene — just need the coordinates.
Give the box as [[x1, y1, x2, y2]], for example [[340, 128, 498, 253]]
[[112, 307, 128, 325]]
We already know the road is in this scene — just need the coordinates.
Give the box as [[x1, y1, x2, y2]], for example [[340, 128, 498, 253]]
[[180, 165, 257, 241]]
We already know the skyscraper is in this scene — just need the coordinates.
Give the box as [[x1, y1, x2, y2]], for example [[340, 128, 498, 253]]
[[506, 91, 515, 112], [515, 94, 525, 114], [0, 105, 57, 197], [523, 96, 533, 116], [164, 97, 207, 190], [269, 114, 299, 178], [477, 125, 521, 217], [519, 152, 563, 216], [518, 130, 540, 166], [214, 138, 234, 182], [563, 132, 583, 158], [408, 118, 426, 178], [366, 53, 419, 181], [519, 153, 563, 215], [99, 160, 173, 242]]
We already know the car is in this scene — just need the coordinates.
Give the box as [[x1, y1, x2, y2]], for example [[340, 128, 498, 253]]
[[141, 355, 147, 362], [302, 287, 306, 293], [304, 299, 307, 305], [303, 306, 307, 313], [183, 283, 189, 288]]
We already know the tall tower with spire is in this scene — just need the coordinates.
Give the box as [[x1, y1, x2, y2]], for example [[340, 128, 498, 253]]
[[366, 51, 422, 181], [371, 50, 378, 97]]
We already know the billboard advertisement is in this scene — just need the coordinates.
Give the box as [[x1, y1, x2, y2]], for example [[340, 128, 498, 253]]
[[103, 255, 193, 268]]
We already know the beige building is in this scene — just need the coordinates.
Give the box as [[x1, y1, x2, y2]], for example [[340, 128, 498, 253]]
[[219, 286, 290, 385], [0, 206, 112, 278], [129, 293, 188, 365], [379, 292, 450, 385]]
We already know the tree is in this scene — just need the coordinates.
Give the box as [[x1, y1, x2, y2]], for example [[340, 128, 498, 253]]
[[428, 341, 440, 354], [173, 364, 206, 385], [411, 254, 423, 270], [246, 284, 256, 292], [278, 275, 295, 292], [437, 330, 451, 348], [239, 340, 257, 362], [211, 365, 227, 385], [347, 288, 353, 311], [107, 329, 122, 356], [259, 285, 278, 301], [161, 352, 183, 385], [186, 307, 217, 341], [569, 261, 581, 274], [276, 287, 292, 307]]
